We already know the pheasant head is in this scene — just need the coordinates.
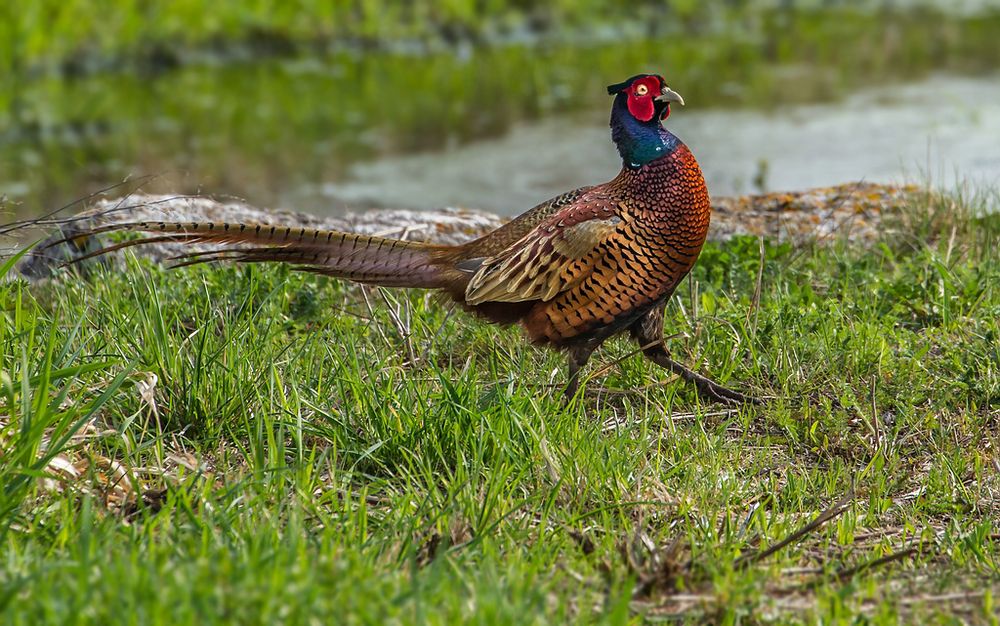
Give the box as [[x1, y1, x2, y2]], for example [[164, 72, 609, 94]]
[[606, 73, 686, 168]]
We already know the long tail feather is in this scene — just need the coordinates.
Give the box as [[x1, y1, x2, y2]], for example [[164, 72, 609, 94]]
[[55, 220, 459, 288]]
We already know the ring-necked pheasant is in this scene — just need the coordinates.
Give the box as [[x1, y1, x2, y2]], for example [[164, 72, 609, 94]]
[[39, 73, 756, 404]]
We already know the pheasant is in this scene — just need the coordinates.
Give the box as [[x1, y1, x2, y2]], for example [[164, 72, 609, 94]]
[[41, 73, 755, 404]]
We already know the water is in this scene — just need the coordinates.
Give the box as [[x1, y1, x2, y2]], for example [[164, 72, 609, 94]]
[[1, 9, 998, 219], [320, 74, 1000, 214]]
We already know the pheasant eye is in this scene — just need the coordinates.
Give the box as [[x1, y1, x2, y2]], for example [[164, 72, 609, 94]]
[[635, 84, 648, 96]]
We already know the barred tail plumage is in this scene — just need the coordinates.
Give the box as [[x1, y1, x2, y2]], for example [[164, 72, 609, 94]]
[[55, 220, 459, 288]]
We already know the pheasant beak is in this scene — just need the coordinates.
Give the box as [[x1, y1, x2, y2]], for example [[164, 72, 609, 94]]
[[656, 86, 685, 106]]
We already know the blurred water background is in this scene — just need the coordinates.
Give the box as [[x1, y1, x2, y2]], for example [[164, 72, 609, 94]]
[[1, 0, 998, 219]]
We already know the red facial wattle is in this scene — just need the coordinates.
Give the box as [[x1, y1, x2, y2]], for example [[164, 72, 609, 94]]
[[627, 92, 654, 122], [625, 76, 663, 123]]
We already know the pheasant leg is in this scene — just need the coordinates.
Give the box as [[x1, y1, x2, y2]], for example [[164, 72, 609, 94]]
[[564, 344, 597, 400], [631, 304, 760, 406], [642, 346, 759, 405]]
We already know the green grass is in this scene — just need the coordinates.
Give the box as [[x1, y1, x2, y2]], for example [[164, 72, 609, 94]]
[[1, 189, 999, 623], [0, 0, 892, 75], [0, 0, 768, 79]]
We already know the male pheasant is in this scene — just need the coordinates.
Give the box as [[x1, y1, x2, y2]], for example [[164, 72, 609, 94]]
[[44, 73, 755, 404]]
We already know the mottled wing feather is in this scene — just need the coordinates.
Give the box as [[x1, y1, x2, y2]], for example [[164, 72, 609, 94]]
[[465, 201, 622, 305], [462, 186, 594, 258]]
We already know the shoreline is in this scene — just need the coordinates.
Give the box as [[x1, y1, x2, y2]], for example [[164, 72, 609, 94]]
[[12, 182, 919, 280]]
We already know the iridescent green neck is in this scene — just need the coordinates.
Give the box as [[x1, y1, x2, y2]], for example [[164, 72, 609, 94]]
[[609, 95, 682, 169]]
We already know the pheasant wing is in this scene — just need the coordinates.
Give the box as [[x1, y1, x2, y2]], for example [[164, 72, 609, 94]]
[[464, 200, 622, 305]]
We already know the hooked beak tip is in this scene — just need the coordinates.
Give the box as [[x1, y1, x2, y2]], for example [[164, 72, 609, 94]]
[[656, 87, 685, 106]]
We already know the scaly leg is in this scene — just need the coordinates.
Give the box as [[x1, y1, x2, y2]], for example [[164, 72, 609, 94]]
[[564, 343, 597, 400], [631, 304, 760, 406]]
